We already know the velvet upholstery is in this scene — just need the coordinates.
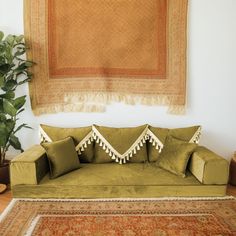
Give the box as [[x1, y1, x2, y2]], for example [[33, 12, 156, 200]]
[[189, 146, 229, 184], [40, 124, 94, 163], [11, 163, 227, 198], [93, 125, 148, 163]]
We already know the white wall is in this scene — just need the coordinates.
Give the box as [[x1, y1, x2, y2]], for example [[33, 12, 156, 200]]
[[1, 0, 236, 159]]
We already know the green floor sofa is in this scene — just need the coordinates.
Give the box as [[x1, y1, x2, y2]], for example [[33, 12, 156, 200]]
[[10, 124, 229, 198]]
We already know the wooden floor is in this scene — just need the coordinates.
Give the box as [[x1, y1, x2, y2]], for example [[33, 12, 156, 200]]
[[0, 185, 236, 214]]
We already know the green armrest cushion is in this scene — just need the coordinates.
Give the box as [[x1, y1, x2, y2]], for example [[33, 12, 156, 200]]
[[10, 145, 49, 186], [189, 146, 229, 184]]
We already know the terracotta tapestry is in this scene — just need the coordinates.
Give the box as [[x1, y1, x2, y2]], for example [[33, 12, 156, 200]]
[[24, 0, 188, 115]]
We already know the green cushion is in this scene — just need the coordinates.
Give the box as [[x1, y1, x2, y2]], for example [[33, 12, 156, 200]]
[[41, 137, 80, 179], [12, 163, 227, 198], [147, 125, 201, 162], [40, 124, 94, 163], [93, 125, 148, 164], [157, 136, 197, 177], [147, 126, 169, 162], [169, 125, 201, 143]]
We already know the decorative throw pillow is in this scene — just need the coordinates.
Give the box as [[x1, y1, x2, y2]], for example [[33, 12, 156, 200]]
[[40, 124, 94, 163], [147, 125, 201, 162], [157, 136, 197, 177], [93, 124, 149, 164], [41, 137, 80, 179]]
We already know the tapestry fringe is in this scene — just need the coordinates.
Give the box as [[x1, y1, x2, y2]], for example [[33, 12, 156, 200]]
[[62, 92, 186, 115], [32, 93, 186, 115]]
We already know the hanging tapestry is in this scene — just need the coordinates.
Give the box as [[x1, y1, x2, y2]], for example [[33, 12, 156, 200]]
[[24, 0, 188, 115]]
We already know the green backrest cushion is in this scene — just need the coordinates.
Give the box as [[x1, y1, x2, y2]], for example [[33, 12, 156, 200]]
[[169, 125, 201, 142], [41, 137, 80, 179], [157, 136, 197, 177], [93, 125, 148, 164], [40, 124, 94, 163], [148, 125, 201, 162], [147, 126, 169, 162]]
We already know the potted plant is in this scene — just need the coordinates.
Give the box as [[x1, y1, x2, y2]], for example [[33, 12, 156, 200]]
[[0, 31, 34, 184]]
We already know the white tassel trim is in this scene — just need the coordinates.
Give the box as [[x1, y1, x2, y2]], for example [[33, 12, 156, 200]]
[[146, 129, 164, 153], [39, 126, 53, 143], [75, 131, 93, 154], [92, 125, 149, 164], [189, 126, 202, 144]]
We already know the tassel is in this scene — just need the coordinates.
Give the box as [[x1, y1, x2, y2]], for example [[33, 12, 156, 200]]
[[137, 145, 140, 150], [81, 146, 84, 152], [84, 142, 87, 148], [133, 148, 137, 154], [88, 139, 91, 145], [105, 148, 109, 153], [123, 158, 126, 164], [140, 142, 143, 147], [102, 144, 106, 150], [142, 138, 146, 143], [158, 148, 162, 153], [155, 145, 159, 150], [109, 151, 113, 157], [152, 141, 156, 146], [90, 137, 94, 142], [130, 153, 133, 157], [96, 139, 99, 144], [149, 138, 152, 143], [119, 159, 122, 165], [78, 150, 81, 155], [112, 154, 116, 160], [115, 158, 119, 163], [99, 141, 103, 147], [127, 155, 130, 161]]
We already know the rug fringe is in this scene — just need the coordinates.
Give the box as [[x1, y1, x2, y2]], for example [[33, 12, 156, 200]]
[[10, 196, 235, 203]]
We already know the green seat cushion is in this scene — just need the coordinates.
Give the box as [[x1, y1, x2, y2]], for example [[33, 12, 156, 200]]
[[93, 125, 148, 164], [147, 125, 201, 162], [157, 136, 197, 177], [41, 137, 80, 179], [12, 163, 227, 198], [40, 124, 94, 163]]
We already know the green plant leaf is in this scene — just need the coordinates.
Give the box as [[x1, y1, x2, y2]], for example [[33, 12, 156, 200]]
[[9, 134, 22, 151], [3, 99, 17, 116], [2, 79, 17, 91], [5, 119, 15, 133], [15, 35, 24, 43], [0, 91, 15, 99], [0, 123, 8, 147], [17, 78, 31, 85], [0, 31, 4, 41], [0, 113, 7, 122], [16, 108, 25, 115], [14, 123, 32, 134], [5, 35, 15, 45], [0, 75, 4, 87], [0, 64, 10, 74], [12, 96, 26, 110], [14, 50, 26, 57]]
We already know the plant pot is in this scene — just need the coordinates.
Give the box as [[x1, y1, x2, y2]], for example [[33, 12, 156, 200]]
[[0, 160, 10, 185]]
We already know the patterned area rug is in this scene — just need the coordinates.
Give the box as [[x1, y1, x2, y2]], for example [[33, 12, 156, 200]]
[[0, 198, 236, 235]]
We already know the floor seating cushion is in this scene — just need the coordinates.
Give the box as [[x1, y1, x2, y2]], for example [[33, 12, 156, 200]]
[[10, 124, 229, 198]]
